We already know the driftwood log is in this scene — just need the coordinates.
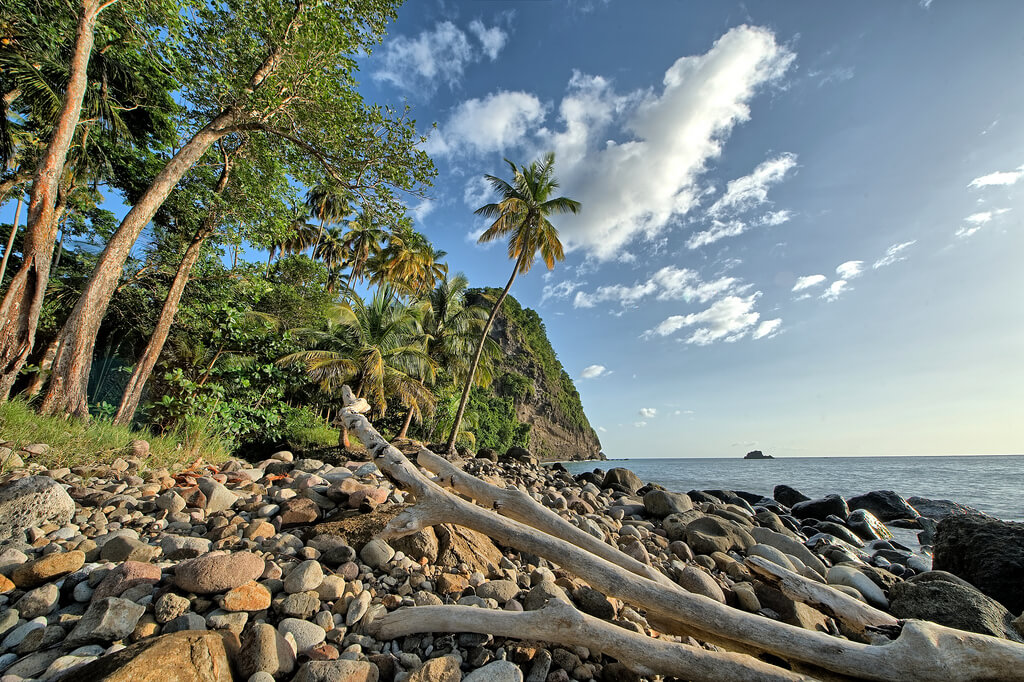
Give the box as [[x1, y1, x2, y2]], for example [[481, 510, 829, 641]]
[[339, 387, 1024, 681]]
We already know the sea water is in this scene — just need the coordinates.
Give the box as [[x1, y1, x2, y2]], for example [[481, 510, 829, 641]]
[[564, 455, 1023, 522]]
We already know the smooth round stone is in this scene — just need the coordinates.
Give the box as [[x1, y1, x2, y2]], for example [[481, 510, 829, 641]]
[[1, 618, 47, 649], [222, 581, 272, 612], [248, 673, 275, 682], [827, 565, 888, 608], [463, 660, 524, 682], [475, 580, 520, 603], [747, 544, 797, 572], [277, 618, 326, 653], [315, 575, 346, 601], [174, 552, 265, 594], [284, 561, 324, 594], [15, 583, 59, 619], [358, 540, 394, 569], [258, 504, 280, 518]]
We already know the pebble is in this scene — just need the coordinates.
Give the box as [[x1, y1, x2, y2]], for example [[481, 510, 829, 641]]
[[174, 552, 265, 594], [278, 618, 327, 653], [285, 560, 324, 593]]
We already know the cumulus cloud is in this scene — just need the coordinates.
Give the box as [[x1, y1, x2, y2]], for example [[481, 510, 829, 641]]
[[463, 175, 493, 207], [707, 154, 797, 217], [574, 265, 745, 308], [580, 364, 608, 379], [752, 318, 782, 339], [644, 293, 770, 345], [955, 209, 1010, 239], [468, 19, 507, 60], [639, 407, 657, 418], [541, 279, 585, 305], [792, 274, 826, 291], [873, 241, 917, 269], [835, 260, 864, 279], [426, 91, 546, 157], [820, 280, 849, 301], [373, 21, 508, 93], [968, 166, 1024, 188], [539, 26, 795, 259]]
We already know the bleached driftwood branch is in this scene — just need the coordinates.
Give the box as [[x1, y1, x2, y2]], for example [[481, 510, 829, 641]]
[[339, 386, 1024, 682]]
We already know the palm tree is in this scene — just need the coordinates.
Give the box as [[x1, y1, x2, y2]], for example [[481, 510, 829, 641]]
[[445, 152, 580, 454], [279, 287, 436, 447], [340, 210, 386, 283], [267, 205, 319, 275], [305, 183, 351, 253], [312, 225, 348, 293], [372, 223, 448, 296]]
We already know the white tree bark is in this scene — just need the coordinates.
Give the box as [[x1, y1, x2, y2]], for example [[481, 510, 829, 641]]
[[339, 387, 1024, 682]]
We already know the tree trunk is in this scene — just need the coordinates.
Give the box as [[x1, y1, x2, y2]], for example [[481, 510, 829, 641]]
[[38, 111, 239, 418], [23, 336, 59, 399], [0, 194, 23, 286], [338, 424, 350, 449], [0, 0, 102, 402], [112, 157, 233, 426], [52, 227, 66, 271], [445, 251, 525, 453], [398, 405, 414, 439]]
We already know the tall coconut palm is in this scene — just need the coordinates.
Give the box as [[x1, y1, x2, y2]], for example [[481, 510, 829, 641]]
[[372, 223, 447, 295], [445, 152, 580, 454], [340, 210, 386, 283], [278, 287, 436, 447], [305, 183, 351, 253], [267, 205, 319, 274], [312, 225, 348, 293]]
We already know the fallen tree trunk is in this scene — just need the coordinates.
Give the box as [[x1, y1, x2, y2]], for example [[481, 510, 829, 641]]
[[339, 387, 1024, 681]]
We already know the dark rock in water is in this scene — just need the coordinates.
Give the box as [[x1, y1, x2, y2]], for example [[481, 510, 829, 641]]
[[575, 471, 603, 487], [602, 467, 643, 494], [847, 509, 893, 541], [889, 578, 1022, 642], [933, 515, 1024, 614], [773, 485, 810, 508], [791, 494, 849, 521], [907, 496, 990, 520], [814, 521, 864, 547], [687, 490, 723, 505], [846, 490, 919, 521], [743, 450, 774, 459], [642, 490, 693, 518]]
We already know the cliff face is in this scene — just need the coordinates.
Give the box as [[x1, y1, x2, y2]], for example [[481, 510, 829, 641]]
[[469, 289, 604, 462]]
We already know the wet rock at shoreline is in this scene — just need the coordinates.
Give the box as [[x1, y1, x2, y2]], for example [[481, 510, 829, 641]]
[[846, 490, 920, 522], [933, 515, 1024, 614]]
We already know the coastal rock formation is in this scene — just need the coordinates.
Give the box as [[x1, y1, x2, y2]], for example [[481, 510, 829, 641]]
[[468, 289, 602, 462], [846, 490, 920, 521], [933, 515, 1024, 614], [889, 576, 1023, 642]]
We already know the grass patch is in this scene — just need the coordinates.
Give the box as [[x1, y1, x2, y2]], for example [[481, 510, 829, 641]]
[[0, 400, 231, 470]]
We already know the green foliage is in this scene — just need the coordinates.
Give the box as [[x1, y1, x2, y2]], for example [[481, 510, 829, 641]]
[[466, 387, 530, 453], [501, 371, 534, 401]]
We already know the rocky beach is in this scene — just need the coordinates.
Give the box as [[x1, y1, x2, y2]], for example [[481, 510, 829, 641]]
[[0, 434, 1022, 682]]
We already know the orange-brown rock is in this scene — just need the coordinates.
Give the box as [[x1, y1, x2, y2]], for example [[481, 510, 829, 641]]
[[67, 630, 238, 681], [11, 550, 85, 589], [222, 580, 272, 612]]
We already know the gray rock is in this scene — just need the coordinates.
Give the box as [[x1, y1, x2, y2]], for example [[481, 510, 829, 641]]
[[162, 613, 208, 633], [675, 564, 725, 603], [683, 516, 755, 556], [476, 579, 520, 603], [602, 468, 643, 494], [14, 583, 59, 619], [160, 534, 212, 559], [642, 490, 693, 517], [846, 490, 919, 521], [197, 477, 239, 513], [746, 544, 796, 572], [523, 582, 569, 611], [890, 578, 1022, 641], [174, 551, 265, 594], [280, 591, 320, 619], [66, 597, 146, 645], [773, 484, 810, 508], [359, 539, 395, 569], [0, 476, 75, 541], [661, 510, 703, 542], [278, 618, 326, 653], [572, 586, 614, 619], [847, 509, 893, 541], [154, 593, 191, 624], [99, 535, 160, 562], [238, 623, 291, 678], [284, 560, 324, 594], [293, 660, 379, 682], [464, 660, 523, 682], [827, 565, 888, 609], [748, 526, 827, 578], [791, 494, 849, 521], [933, 515, 1024, 614]]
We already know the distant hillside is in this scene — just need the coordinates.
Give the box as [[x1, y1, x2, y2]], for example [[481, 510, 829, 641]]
[[468, 288, 603, 462]]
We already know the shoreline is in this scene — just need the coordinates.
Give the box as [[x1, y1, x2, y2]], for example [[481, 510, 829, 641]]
[[0, 445, 1020, 680]]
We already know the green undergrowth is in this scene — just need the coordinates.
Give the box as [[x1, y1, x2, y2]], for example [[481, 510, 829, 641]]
[[0, 400, 232, 470]]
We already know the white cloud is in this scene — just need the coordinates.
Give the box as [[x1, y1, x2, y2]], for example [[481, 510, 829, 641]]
[[541, 279, 585, 305], [686, 209, 792, 249], [644, 293, 766, 345], [597, 426, 607, 433], [820, 280, 849, 302], [707, 153, 797, 217], [955, 209, 1010, 239], [792, 274, 826, 291], [639, 407, 657, 418], [409, 198, 436, 224], [373, 21, 507, 93], [580, 364, 608, 379], [633, 421, 648, 428], [463, 175, 493, 207], [873, 240, 917, 269], [752, 318, 782, 339], [573, 265, 744, 308], [425, 91, 546, 157], [835, 260, 864, 279], [468, 20, 508, 60], [541, 25, 795, 259], [967, 166, 1024, 188]]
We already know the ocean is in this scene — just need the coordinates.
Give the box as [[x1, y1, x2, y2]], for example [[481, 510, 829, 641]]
[[563, 455, 1024, 522]]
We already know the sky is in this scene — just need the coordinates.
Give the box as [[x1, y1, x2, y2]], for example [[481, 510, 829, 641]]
[[356, 0, 1024, 458], [6, 1, 1021, 459]]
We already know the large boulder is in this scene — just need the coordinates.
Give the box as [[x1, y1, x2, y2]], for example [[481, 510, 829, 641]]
[[65, 630, 238, 681], [791, 494, 849, 521], [889, 576, 1022, 641], [174, 551, 265, 594], [933, 515, 1024, 614], [434, 523, 504, 574], [846, 490, 919, 521], [772, 484, 810, 508], [0, 476, 75, 540], [602, 468, 643, 494], [683, 516, 754, 556], [642, 490, 693, 517], [907, 496, 989, 521]]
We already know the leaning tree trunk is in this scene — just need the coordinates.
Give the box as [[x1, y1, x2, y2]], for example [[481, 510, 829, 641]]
[[397, 405, 415, 439], [0, 193, 24, 286], [112, 158, 233, 426], [340, 388, 1024, 682], [37, 112, 238, 418], [445, 250, 526, 453], [0, 0, 102, 401], [23, 336, 59, 400]]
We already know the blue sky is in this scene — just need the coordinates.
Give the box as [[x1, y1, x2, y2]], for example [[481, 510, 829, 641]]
[[359, 0, 1024, 458]]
